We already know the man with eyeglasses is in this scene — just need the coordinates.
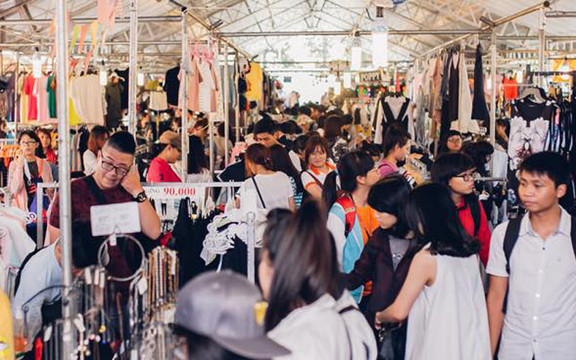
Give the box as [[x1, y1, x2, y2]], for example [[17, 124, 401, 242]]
[[47, 131, 161, 255]]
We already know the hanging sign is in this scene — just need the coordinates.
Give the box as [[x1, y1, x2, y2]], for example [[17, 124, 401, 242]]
[[90, 202, 141, 236]]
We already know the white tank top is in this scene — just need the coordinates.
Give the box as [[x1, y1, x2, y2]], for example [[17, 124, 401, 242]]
[[405, 245, 491, 360]]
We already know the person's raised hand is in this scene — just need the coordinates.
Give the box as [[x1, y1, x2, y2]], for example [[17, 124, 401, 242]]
[[121, 166, 144, 197]]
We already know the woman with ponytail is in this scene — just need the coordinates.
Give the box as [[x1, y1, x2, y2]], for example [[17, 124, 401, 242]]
[[324, 151, 380, 303], [236, 143, 295, 211], [260, 202, 377, 360]]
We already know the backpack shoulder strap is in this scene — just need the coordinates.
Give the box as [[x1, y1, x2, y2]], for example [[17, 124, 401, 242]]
[[336, 195, 356, 238], [503, 216, 523, 275]]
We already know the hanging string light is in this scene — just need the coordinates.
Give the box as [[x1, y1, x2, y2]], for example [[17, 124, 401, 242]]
[[372, 6, 388, 69], [32, 50, 42, 78], [350, 32, 362, 71], [99, 60, 108, 86], [343, 72, 352, 88]]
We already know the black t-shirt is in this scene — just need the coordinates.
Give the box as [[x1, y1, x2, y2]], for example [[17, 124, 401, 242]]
[[164, 66, 180, 107], [218, 161, 246, 183]]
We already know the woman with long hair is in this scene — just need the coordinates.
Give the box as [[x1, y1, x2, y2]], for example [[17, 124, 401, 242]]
[[260, 202, 377, 359], [236, 144, 295, 212], [324, 151, 380, 303], [8, 130, 54, 212], [36, 128, 56, 164], [374, 183, 490, 360], [300, 135, 335, 200], [431, 153, 491, 266], [187, 135, 212, 183], [345, 176, 415, 359], [83, 126, 110, 176], [270, 144, 304, 209]]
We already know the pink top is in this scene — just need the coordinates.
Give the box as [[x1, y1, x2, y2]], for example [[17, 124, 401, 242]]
[[378, 159, 399, 178]]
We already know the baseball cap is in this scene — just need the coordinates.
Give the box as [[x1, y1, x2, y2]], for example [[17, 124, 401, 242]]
[[175, 271, 290, 359], [159, 130, 182, 152]]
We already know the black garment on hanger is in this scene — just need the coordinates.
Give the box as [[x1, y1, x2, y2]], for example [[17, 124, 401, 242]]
[[472, 45, 490, 127], [116, 68, 130, 110], [173, 198, 219, 287], [163, 66, 180, 107], [448, 52, 460, 123]]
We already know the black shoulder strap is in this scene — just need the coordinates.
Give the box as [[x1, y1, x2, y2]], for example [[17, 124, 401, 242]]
[[251, 177, 266, 209], [84, 176, 107, 205], [502, 216, 523, 313], [13, 247, 43, 294], [503, 216, 523, 275], [305, 170, 324, 188]]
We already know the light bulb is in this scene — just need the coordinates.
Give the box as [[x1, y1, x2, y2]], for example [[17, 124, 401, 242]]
[[32, 53, 42, 78], [343, 72, 352, 88], [334, 81, 341, 95], [100, 70, 108, 86], [137, 72, 145, 87], [372, 30, 388, 68], [351, 46, 362, 71], [516, 69, 524, 83]]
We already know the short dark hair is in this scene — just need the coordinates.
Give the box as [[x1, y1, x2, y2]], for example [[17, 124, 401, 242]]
[[368, 176, 411, 238], [104, 131, 136, 155], [88, 126, 110, 153], [519, 151, 571, 187], [245, 143, 273, 173], [279, 121, 299, 135], [253, 119, 277, 136], [431, 153, 475, 186], [298, 106, 312, 117], [194, 118, 208, 130], [323, 115, 343, 140], [383, 125, 411, 157], [462, 140, 494, 174], [405, 183, 480, 257]]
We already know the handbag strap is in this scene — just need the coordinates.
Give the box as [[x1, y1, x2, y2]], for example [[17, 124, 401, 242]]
[[251, 176, 266, 209]]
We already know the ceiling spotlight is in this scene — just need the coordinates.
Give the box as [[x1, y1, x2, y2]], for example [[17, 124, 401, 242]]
[[480, 16, 496, 27]]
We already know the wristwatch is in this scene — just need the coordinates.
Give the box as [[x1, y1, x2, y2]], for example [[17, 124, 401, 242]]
[[134, 190, 148, 203]]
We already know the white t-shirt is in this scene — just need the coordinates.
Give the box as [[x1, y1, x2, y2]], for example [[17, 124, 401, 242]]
[[187, 168, 213, 183], [240, 172, 294, 210], [83, 150, 98, 175], [300, 164, 336, 192]]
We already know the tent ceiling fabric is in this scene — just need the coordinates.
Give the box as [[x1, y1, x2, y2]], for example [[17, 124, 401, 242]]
[[1, 0, 575, 64]]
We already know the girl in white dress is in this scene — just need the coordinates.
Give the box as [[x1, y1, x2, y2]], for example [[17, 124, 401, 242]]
[[375, 183, 491, 360]]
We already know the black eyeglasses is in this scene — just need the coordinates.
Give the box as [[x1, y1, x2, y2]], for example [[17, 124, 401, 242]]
[[101, 160, 130, 176], [454, 173, 478, 182]]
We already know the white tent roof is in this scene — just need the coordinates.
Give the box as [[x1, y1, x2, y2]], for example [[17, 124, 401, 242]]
[[1, 0, 575, 70]]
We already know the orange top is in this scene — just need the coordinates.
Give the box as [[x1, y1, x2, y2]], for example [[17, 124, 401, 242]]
[[356, 204, 379, 296]]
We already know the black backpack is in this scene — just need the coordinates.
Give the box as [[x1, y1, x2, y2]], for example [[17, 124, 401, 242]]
[[501, 214, 576, 312]]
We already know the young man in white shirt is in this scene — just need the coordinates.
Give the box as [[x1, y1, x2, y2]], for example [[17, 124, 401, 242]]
[[486, 151, 576, 360]]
